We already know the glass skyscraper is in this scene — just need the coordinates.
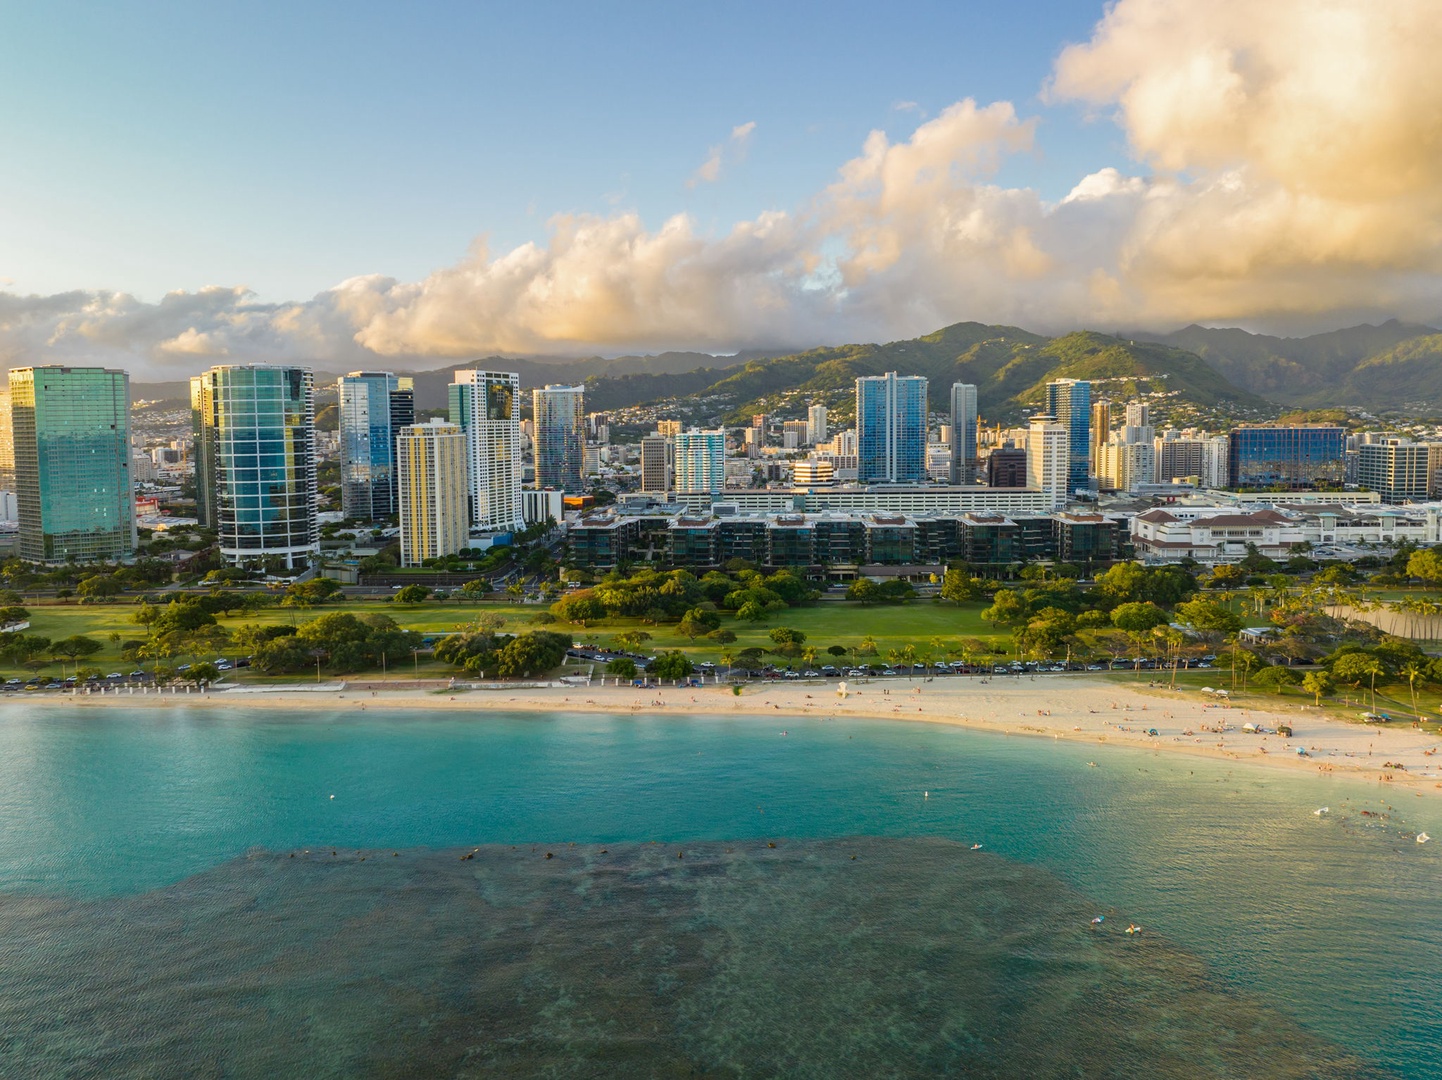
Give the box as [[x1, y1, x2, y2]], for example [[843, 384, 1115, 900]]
[[449, 370, 523, 532], [532, 384, 585, 492], [1044, 379, 1092, 495], [9, 366, 134, 563], [856, 372, 928, 484], [1227, 426, 1346, 490], [948, 382, 978, 484], [191, 366, 319, 569], [338, 372, 414, 520]]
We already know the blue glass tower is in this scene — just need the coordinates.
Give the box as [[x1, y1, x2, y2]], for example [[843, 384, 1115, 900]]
[[192, 366, 319, 569], [856, 372, 928, 484], [338, 372, 414, 520], [1227, 426, 1346, 490], [1044, 379, 1091, 495]]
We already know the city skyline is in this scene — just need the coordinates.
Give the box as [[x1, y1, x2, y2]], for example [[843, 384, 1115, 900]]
[[4, 0, 1441, 378]]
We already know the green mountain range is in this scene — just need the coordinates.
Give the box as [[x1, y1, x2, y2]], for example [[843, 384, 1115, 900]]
[[1137, 320, 1442, 412]]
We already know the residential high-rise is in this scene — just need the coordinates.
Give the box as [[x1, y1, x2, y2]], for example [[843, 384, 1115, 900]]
[[1089, 399, 1111, 477], [674, 430, 726, 494], [1357, 439, 1430, 503], [1044, 378, 1091, 495], [397, 419, 469, 566], [1428, 443, 1442, 499], [10, 366, 134, 563], [191, 365, 318, 569], [1027, 414, 1068, 510], [0, 384, 13, 491], [1156, 438, 1205, 482], [856, 372, 928, 484], [532, 384, 585, 492], [337, 371, 414, 520], [449, 370, 523, 532], [1203, 436, 1230, 489], [640, 434, 671, 493], [948, 382, 978, 484], [1227, 426, 1346, 490], [807, 404, 828, 446]]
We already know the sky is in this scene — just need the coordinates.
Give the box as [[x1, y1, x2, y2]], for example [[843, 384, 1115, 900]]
[[2, 0, 1441, 378]]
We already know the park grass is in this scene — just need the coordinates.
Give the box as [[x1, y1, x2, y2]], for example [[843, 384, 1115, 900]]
[[1, 597, 1013, 679]]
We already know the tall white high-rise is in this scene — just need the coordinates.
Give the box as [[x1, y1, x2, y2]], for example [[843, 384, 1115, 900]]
[[674, 430, 726, 494], [397, 419, 469, 567], [1203, 436, 1230, 489], [448, 370, 523, 532], [807, 404, 828, 446], [948, 383, 978, 484], [1027, 414, 1069, 510]]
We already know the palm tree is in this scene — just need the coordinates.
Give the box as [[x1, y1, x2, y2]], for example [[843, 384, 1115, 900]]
[[1402, 661, 1424, 718], [801, 646, 818, 669]]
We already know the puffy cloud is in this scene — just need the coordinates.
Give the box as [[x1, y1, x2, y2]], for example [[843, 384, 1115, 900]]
[[4, 0, 1442, 378]]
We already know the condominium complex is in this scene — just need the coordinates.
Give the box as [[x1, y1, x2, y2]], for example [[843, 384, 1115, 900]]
[[674, 430, 726, 494], [532, 384, 585, 492], [1027, 414, 1069, 510], [948, 382, 978, 484], [191, 365, 318, 569], [448, 370, 523, 532], [857, 372, 928, 484], [10, 366, 134, 563], [1044, 378, 1091, 495], [397, 419, 469, 566], [807, 404, 828, 446], [337, 371, 414, 520]]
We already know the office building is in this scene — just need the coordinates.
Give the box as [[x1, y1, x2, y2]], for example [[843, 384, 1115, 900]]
[[1429, 443, 1442, 499], [674, 430, 726, 494], [1044, 379, 1091, 495], [337, 371, 414, 520], [640, 434, 671, 493], [856, 372, 928, 484], [532, 384, 585, 493], [949, 382, 978, 484], [191, 365, 318, 569], [1227, 426, 1346, 490], [10, 366, 134, 563], [986, 446, 1027, 488], [656, 419, 682, 438], [396, 419, 468, 566], [793, 459, 835, 486], [1027, 414, 1069, 510], [1357, 439, 1430, 503], [448, 369, 524, 532], [807, 404, 828, 446]]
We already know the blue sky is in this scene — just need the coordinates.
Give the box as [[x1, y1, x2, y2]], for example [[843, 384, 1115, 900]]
[[1, 0, 1437, 373], [0, 0, 1112, 301]]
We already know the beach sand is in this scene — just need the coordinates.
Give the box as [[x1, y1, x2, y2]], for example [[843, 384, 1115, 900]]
[[22, 674, 1442, 797]]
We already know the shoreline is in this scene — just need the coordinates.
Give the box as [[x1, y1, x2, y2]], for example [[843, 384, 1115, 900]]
[[13, 675, 1442, 796]]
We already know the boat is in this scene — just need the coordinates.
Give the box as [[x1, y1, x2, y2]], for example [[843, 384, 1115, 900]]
[[1090, 916, 1105, 925], [970, 843, 983, 850]]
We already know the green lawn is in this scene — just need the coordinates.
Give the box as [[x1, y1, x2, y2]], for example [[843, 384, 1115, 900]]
[[2, 597, 1014, 679]]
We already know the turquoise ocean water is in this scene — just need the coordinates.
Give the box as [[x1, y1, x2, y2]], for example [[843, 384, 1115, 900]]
[[0, 705, 1439, 1077]]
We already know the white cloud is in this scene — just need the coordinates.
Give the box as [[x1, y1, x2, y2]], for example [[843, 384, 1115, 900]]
[[687, 120, 757, 188], [5, 0, 1442, 378]]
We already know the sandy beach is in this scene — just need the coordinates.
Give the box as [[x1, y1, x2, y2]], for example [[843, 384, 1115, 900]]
[[19, 674, 1442, 796]]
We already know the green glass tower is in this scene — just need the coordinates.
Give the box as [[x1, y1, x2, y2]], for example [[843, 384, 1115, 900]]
[[9, 366, 134, 563], [191, 365, 319, 570]]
